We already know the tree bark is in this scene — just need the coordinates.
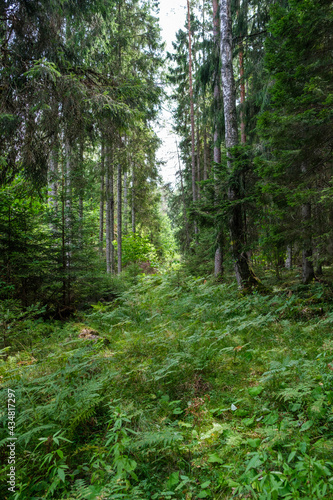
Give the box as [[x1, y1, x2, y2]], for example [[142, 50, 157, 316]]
[[196, 119, 201, 199], [285, 245, 292, 269], [187, 0, 197, 236], [220, 0, 256, 288], [176, 140, 190, 249], [105, 145, 115, 274], [239, 42, 246, 145], [78, 141, 84, 249], [123, 170, 128, 234], [99, 143, 105, 255], [301, 164, 315, 284], [117, 161, 122, 274], [213, 0, 224, 277], [132, 166, 136, 234], [48, 147, 58, 236], [301, 203, 315, 283]]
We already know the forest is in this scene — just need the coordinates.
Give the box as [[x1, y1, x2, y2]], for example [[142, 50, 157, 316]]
[[1, 0, 333, 498]]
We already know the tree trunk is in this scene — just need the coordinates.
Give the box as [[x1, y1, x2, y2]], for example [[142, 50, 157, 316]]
[[187, 0, 197, 234], [64, 139, 72, 304], [176, 141, 190, 249], [213, 0, 223, 278], [220, 0, 256, 288], [285, 245, 292, 269], [78, 141, 84, 249], [239, 42, 246, 145], [123, 170, 128, 234], [196, 119, 201, 199], [99, 143, 105, 255], [132, 167, 136, 234], [117, 161, 122, 274], [301, 164, 315, 284], [301, 202, 315, 284], [48, 147, 58, 236], [105, 145, 115, 274], [214, 232, 224, 278]]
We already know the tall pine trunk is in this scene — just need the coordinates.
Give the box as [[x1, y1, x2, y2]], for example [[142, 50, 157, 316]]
[[48, 147, 58, 235], [301, 164, 315, 283], [187, 0, 197, 236], [99, 143, 105, 255], [123, 170, 128, 234], [176, 141, 190, 249], [132, 167, 136, 234], [213, 0, 224, 277], [117, 161, 122, 274], [220, 0, 257, 288], [105, 145, 115, 274]]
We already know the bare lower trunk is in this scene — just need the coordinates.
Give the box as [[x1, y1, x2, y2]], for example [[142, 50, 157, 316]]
[[123, 170, 128, 234], [177, 141, 190, 249], [239, 42, 246, 145], [78, 141, 84, 248], [220, 0, 256, 288], [203, 129, 208, 181], [106, 151, 111, 274], [117, 162, 122, 274], [301, 164, 315, 284], [301, 201, 315, 284], [48, 148, 58, 235], [214, 232, 224, 278], [213, 0, 223, 277], [285, 245, 292, 269], [196, 120, 200, 199], [106, 146, 115, 274], [64, 140, 72, 302]]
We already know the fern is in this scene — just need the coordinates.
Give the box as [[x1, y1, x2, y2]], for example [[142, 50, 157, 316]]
[[133, 429, 183, 450]]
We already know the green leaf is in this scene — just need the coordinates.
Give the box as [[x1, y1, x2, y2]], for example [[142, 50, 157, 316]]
[[248, 386, 264, 397], [208, 453, 223, 464], [247, 438, 261, 448], [166, 471, 179, 488], [245, 454, 263, 473], [197, 491, 208, 498], [58, 468, 65, 482], [300, 420, 314, 432]]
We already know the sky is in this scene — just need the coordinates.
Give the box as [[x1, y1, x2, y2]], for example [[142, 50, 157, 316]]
[[154, 0, 188, 186]]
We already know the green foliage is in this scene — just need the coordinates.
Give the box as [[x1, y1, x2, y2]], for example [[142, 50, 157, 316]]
[[2, 269, 333, 498], [113, 233, 158, 267]]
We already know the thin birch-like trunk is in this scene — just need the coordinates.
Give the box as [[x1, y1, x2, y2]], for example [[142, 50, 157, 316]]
[[105, 145, 115, 273], [78, 141, 84, 248], [301, 164, 315, 283], [48, 147, 58, 236], [99, 143, 105, 255], [285, 245, 292, 269], [123, 170, 128, 234], [117, 161, 122, 274], [176, 141, 190, 248], [213, 0, 223, 277], [220, 0, 256, 288], [187, 0, 197, 236], [132, 167, 136, 234], [64, 139, 72, 304]]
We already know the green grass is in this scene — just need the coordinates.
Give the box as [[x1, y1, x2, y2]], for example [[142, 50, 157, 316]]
[[1, 269, 333, 499]]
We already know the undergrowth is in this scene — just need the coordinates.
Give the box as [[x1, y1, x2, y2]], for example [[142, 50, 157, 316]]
[[1, 269, 333, 498]]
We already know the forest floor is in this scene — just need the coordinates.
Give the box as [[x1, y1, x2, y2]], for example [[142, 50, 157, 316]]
[[2, 267, 333, 499]]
